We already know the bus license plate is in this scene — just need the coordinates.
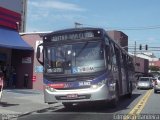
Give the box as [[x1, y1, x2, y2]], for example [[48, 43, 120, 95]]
[[67, 94, 78, 99]]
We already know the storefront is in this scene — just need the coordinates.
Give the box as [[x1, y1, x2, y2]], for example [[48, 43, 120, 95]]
[[21, 32, 48, 90], [0, 27, 33, 89], [0, 6, 34, 89]]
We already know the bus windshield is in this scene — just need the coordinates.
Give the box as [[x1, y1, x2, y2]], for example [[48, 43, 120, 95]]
[[44, 41, 105, 74]]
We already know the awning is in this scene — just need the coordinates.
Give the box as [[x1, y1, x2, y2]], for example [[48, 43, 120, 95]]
[[0, 27, 33, 50]]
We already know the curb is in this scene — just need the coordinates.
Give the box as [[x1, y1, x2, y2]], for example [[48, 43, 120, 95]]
[[18, 103, 62, 117]]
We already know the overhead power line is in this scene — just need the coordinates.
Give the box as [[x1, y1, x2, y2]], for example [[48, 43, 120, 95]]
[[107, 25, 160, 30], [82, 23, 160, 31]]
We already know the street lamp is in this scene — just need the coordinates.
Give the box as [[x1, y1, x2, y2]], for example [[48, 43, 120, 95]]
[[134, 41, 137, 65]]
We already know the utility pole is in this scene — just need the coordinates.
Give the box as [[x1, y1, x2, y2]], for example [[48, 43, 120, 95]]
[[134, 41, 137, 65]]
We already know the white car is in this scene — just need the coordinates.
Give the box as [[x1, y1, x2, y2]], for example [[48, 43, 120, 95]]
[[154, 77, 160, 93], [137, 77, 153, 89]]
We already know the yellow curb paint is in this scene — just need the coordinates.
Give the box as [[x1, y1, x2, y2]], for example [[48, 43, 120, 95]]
[[123, 89, 152, 120]]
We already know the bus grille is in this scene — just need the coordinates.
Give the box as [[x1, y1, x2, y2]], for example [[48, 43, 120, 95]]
[[55, 86, 91, 90], [55, 94, 91, 100]]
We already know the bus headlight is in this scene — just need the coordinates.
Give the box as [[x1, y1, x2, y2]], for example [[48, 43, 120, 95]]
[[91, 85, 99, 89], [91, 79, 107, 89], [46, 86, 56, 92]]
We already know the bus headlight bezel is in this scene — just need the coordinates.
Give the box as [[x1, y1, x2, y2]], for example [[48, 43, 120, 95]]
[[46, 85, 56, 92], [91, 79, 107, 89]]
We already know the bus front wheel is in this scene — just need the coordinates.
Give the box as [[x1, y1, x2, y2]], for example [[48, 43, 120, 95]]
[[127, 81, 132, 98]]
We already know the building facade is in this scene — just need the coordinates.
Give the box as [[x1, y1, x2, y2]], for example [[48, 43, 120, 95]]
[[107, 30, 128, 51], [0, 0, 27, 32], [133, 56, 149, 74], [0, 3, 33, 89], [21, 32, 47, 90]]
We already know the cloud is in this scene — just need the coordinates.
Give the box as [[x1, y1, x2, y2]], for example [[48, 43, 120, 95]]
[[27, 0, 87, 32], [26, 27, 40, 32], [27, 9, 49, 20], [51, 14, 87, 21], [147, 37, 156, 42], [29, 0, 86, 11], [26, 13, 87, 32]]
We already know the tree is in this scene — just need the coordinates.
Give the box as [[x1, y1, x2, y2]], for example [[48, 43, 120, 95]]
[[149, 66, 160, 72]]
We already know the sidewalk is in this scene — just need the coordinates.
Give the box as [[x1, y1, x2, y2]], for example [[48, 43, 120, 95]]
[[0, 89, 61, 115]]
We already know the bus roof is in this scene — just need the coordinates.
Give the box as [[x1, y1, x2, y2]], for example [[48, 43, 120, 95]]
[[43, 27, 104, 37], [42, 27, 132, 58]]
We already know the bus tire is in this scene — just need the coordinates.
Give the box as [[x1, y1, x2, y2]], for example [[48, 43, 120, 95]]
[[62, 103, 73, 108], [127, 82, 132, 98]]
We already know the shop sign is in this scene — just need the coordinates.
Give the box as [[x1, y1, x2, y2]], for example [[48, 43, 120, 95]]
[[35, 66, 43, 73], [22, 57, 32, 64], [32, 76, 36, 82]]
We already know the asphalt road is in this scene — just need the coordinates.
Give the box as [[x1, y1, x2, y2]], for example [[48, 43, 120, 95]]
[[18, 89, 160, 120]]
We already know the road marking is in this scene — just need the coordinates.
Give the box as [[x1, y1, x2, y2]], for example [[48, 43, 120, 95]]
[[124, 89, 152, 120]]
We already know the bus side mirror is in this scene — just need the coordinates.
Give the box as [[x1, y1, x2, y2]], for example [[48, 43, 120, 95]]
[[37, 46, 40, 59], [36, 43, 44, 65]]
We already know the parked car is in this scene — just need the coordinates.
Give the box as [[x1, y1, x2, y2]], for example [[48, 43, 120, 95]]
[[151, 77, 157, 87], [137, 77, 153, 89], [154, 77, 160, 93]]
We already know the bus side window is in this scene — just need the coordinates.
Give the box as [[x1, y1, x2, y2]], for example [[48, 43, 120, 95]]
[[109, 42, 114, 70], [105, 37, 110, 46], [122, 54, 126, 68], [114, 45, 120, 67], [120, 51, 124, 67], [128, 57, 134, 71], [105, 37, 111, 70], [111, 43, 117, 71]]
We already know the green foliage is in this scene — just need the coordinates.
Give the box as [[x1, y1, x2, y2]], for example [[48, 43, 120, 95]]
[[149, 66, 160, 71]]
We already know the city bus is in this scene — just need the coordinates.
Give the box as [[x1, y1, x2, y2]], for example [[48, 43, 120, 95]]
[[36, 27, 135, 108]]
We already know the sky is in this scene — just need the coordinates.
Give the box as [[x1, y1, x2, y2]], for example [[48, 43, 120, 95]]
[[26, 0, 160, 57]]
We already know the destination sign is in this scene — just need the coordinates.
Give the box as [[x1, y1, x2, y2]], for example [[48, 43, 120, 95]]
[[51, 30, 101, 41]]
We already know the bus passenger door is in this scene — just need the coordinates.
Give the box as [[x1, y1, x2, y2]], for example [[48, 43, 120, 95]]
[[114, 47, 123, 95]]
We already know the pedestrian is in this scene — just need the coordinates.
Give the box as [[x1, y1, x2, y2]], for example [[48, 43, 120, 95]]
[[5, 64, 10, 87], [24, 74, 29, 88], [12, 68, 17, 88], [9, 66, 16, 88]]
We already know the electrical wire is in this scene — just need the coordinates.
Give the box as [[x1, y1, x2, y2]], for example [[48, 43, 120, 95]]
[[106, 25, 160, 30], [82, 23, 160, 31]]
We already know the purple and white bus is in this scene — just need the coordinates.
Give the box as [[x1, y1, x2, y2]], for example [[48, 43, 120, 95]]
[[36, 27, 135, 108]]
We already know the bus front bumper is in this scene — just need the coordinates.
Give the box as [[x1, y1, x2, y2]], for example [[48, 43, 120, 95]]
[[44, 84, 116, 104]]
